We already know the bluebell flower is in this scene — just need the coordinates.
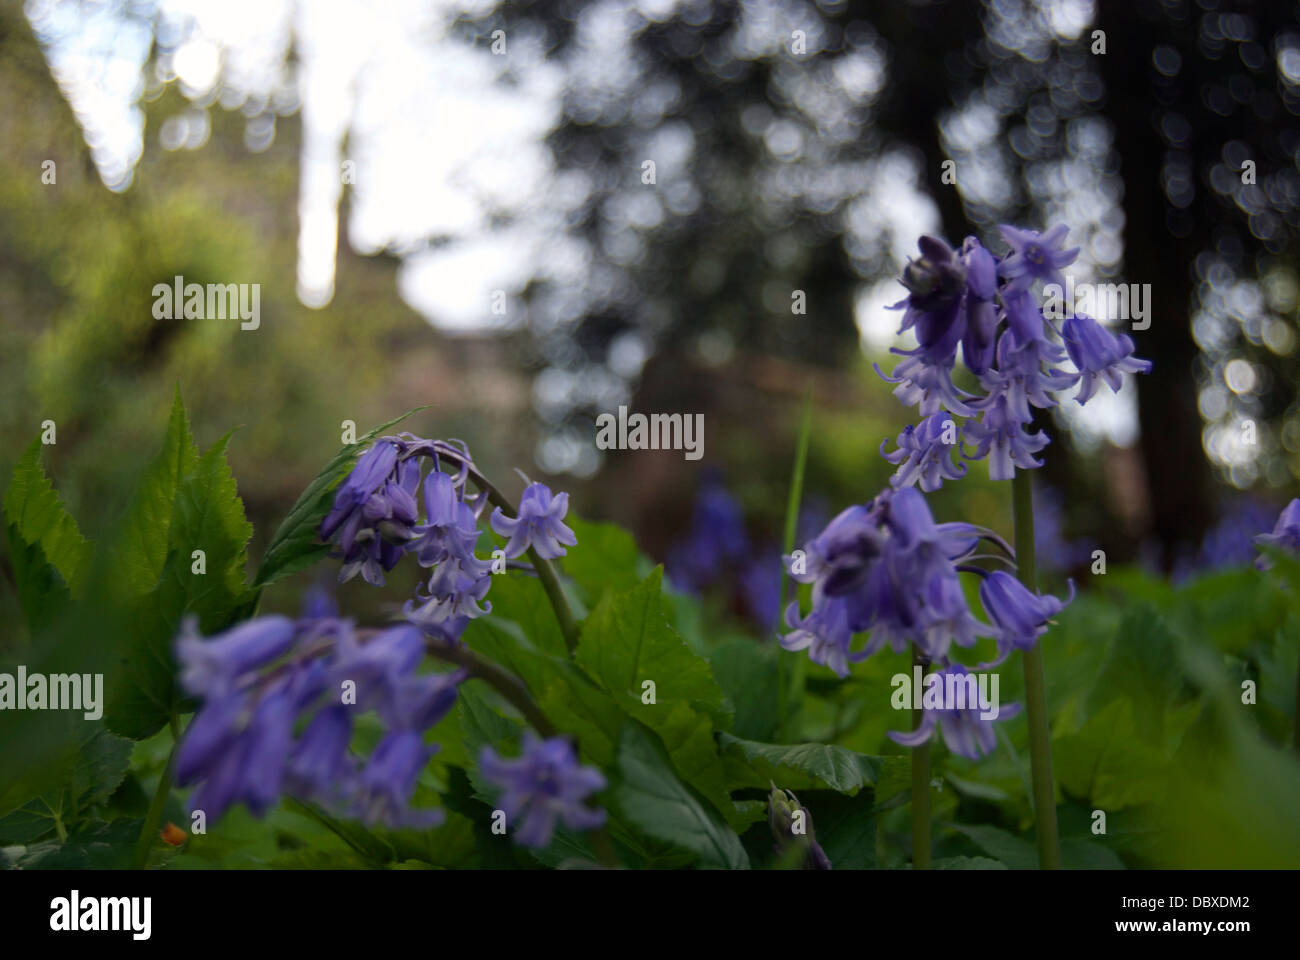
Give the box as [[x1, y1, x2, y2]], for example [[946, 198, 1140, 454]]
[[490, 482, 577, 560], [405, 469, 489, 572], [321, 441, 422, 586], [782, 488, 991, 667], [403, 557, 493, 644], [964, 331, 1075, 481], [963, 388, 1050, 481], [881, 412, 967, 492], [327, 623, 425, 711], [284, 705, 354, 802], [883, 487, 981, 568], [888, 663, 1022, 760], [877, 351, 978, 418], [176, 614, 296, 697], [878, 235, 1001, 415], [176, 610, 462, 828], [380, 668, 466, 731], [739, 557, 783, 632], [1062, 314, 1154, 405], [1253, 498, 1300, 569], [320, 440, 400, 541], [996, 224, 1078, 292], [187, 681, 298, 821], [977, 571, 1074, 666], [915, 572, 996, 660], [479, 735, 607, 849], [666, 476, 751, 592], [785, 502, 885, 595], [353, 729, 442, 828], [780, 591, 859, 677]]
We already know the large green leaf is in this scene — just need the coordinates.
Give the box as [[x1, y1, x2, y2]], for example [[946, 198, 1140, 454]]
[[105, 424, 255, 739], [610, 720, 748, 869], [2, 440, 91, 629], [106, 388, 200, 601], [562, 516, 647, 604], [574, 568, 748, 827], [1053, 699, 1168, 809], [707, 636, 781, 742], [718, 733, 896, 798], [253, 407, 428, 588], [464, 614, 627, 766]]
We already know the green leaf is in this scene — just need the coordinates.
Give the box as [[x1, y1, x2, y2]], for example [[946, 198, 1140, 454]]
[[1060, 838, 1126, 870], [106, 388, 200, 600], [577, 568, 728, 725], [610, 720, 748, 869], [949, 823, 1037, 869], [562, 516, 647, 604], [793, 789, 876, 869], [708, 637, 781, 742], [105, 426, 255, 739], [1084, 605, 1183, 743], [282, 797, 395, 866], [3, 440, 91, 629], [12, 818, 141, 869], [1053, 699, 1168, 809], [718, 733, 891, 797], [464, 615, 626, 766], [478, 572, 567, 658], [575, 568, 745, 827], [932, 855, 1007, 870], [253, 407, 428, 588]]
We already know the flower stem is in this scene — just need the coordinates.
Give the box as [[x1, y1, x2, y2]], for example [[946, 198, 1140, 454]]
[[911, 648, 932, 870], [425, 641, 558, 737], [777, 383, 814, 742], [134, 720, 179, 869], [1012, 469, 1060, 869], [423, 640, 617, 867], [527, 545, 580, 656]]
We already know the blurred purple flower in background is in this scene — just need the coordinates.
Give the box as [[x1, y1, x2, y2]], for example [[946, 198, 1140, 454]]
[[479, 735, 607, 849]]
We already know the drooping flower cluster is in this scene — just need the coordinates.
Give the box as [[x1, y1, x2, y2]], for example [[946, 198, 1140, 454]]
[[174, 597, 464, 827], [479, 735, 607, 848], [782, 486, 1070, 758], [319, 434, 575, 646], [878, 226, 1153, 486]]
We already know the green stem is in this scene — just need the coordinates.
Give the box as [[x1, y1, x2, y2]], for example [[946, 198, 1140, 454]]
[[423, 638, 616, 866], [424, 640, 558, 737], [1013, 469, 1060, 869], [777, 383, 814, 742], [911, 648, 932, 870], [134, 724, 179, 869], [528, 545, 579, 656]]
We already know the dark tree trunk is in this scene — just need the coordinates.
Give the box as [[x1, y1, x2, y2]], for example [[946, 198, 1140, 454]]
[[1095, 2, 1215, 568]]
